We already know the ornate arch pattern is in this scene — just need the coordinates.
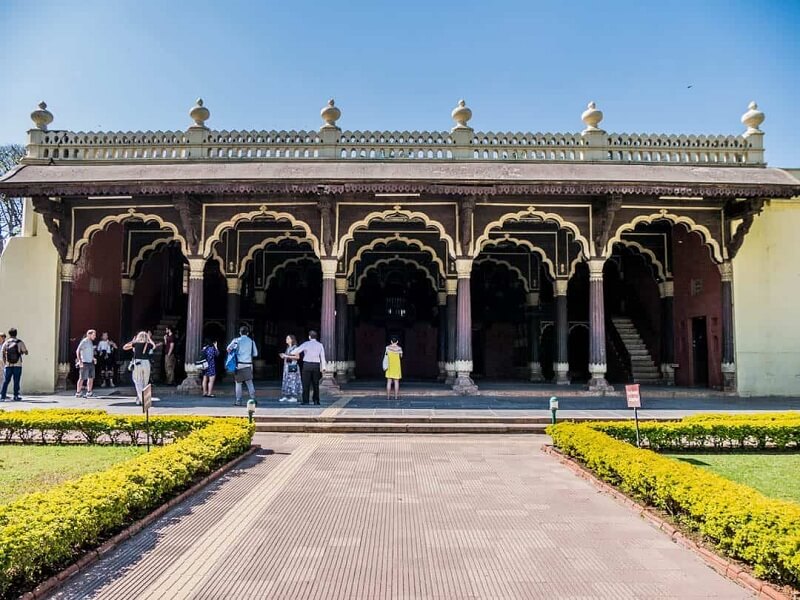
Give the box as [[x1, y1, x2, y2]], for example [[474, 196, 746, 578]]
[[128, 237, 177, 279], [336, 207, 457, 259], [612, 239, 668, 281], [355, 256, 439, 293], [473, 257, 531, 293], [238, 234, 316, 278], [264, 255, 321, 291], [71, 209, 187, 263], [202, 206, 321, 258], [477, 236, 557, 281], [345, 234, 446, 281], [604, 211, 723, 263], [473, 207, 591, 259]]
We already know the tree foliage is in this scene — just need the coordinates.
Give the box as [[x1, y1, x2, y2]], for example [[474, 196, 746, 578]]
[[0, 144, 25, 246]]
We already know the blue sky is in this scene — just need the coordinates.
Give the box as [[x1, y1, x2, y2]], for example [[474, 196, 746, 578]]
[[1, 0, 798, 166]]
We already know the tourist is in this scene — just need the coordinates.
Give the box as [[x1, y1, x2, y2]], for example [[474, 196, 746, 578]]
[[0, 332, 5, 392], [163, 326, 177, 385], [278, 334, 302, 403], [384, 336, 403, 400], [97, 332, 118, 388], [293, 330, 326, 405], [123, 331, 155, 406], [1, 328, 28, 401], [75, 329, 98, 398], [227, 325, 258, 407], [201, 338, 219, 398]]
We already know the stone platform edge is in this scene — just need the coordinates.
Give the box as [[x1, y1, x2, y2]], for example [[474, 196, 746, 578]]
[[541, 444, 794, 600], [20, 444, 262, 600]]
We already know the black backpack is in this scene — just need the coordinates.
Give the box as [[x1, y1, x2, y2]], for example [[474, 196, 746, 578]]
[[5, 339, 22, 365]]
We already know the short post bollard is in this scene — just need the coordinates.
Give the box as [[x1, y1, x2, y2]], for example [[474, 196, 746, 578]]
[[549, 396, 559, 425], [247, 398, 256, 424]]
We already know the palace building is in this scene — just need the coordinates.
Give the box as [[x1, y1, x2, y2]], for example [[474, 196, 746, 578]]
[[0, 98, 798, 395]]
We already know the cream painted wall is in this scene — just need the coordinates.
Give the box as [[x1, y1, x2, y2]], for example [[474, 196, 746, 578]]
[[0, 212, 60, 393], [733, 182, 800, 396]]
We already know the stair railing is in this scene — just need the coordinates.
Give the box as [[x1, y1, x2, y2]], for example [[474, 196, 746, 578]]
[[607, 317, 633, 383]]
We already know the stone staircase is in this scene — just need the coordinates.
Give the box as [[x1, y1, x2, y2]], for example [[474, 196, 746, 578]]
[[611, 317, 661, 384], [149, 316, 181, 381]]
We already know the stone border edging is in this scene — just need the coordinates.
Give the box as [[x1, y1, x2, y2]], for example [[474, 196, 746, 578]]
[[20, 444, 262, 600], [541, 444, 794, 600]]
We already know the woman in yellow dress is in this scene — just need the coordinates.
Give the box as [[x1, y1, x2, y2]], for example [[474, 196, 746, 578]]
[[384, 336, 403, 400]]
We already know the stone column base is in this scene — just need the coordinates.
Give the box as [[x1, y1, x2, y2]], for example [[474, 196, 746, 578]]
[[57, 362, 70, 390], [660, 363, 675, 386], [346, 361, 356, 381], [437, 361, 447, 382], [721, 362, 736, 392], [333, 361, 348, 382], [587, 363, 613, 392], [320, 368, 340, 391], [555, 362, 570, 385], [177, 364, 203, 394], [444, 362, 456, 386], [529, 361, 545, 383], [452, 361, 478, 395]]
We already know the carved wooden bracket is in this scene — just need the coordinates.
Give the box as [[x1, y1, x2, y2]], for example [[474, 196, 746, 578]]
[[175, 194, 202, 254], [725, 198, 765, 259], [31, 196, 70, 261], [459, 196, 476, 256], [316, 193, 334, 255], [592, 194, 623, 253]]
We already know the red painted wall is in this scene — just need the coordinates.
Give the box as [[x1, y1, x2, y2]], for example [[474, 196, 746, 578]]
[[131, 250, 169, 334], [70, 223, 123, 349], [481, 322, 517, 378], [672, 226, 722, 388]]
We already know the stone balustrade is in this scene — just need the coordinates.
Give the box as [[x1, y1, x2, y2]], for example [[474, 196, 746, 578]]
[[23, 98, 766, 166]]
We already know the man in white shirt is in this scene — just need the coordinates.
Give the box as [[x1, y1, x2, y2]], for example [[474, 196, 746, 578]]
[[292, 330, 326, 405]]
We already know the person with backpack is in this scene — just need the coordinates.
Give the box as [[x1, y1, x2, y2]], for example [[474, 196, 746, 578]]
[[0, 332, 6, 392], [1, 328, 28, 401], [75, 329, 98, 398], [226, 325, 258, 407]]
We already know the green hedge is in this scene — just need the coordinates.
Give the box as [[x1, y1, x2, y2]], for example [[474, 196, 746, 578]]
[[0, 413, 254, 598], [682, 412, 800, 424], [592, 418, 800, 450], [548, 422, 800, 586], [0, 409, 215, 445]]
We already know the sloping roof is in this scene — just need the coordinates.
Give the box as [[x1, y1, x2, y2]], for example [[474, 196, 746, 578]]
[[1, 161, 798, 198]]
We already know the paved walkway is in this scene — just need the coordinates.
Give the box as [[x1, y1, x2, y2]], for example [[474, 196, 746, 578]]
[[49, 434, 751, 599], [6, 389, 800, 421]]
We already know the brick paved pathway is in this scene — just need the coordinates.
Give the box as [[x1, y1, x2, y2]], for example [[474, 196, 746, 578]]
[[49, 435, 751, 599]]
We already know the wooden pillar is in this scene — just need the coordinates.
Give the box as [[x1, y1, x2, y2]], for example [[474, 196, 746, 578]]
[[587, 258, 613, 392], [719, 261, 736, 392], [56, 262, 75, 390], [177, 257, 205, 393], [444, 279, 457, 385], [335, 278, 348, 381], [526, 292, 544, 382], [659, 280, 675, 385], [120, 277, 135, 343], [252, 289, 267, 379], [225, 277, 241, 343], [346, 292, 356, 380], [437, 291, 447, 381], [554, 279, 570, 385], [320, 258, 339, 389], [453, 259, 478, 394]]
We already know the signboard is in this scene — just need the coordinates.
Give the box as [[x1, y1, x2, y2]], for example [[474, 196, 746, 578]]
[[141, 384, 153, 412], [625, 384, 641, 408]]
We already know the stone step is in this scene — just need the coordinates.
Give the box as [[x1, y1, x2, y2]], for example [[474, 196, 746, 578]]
[[255, 422, 550, 434], [255, 415, 554, 424]]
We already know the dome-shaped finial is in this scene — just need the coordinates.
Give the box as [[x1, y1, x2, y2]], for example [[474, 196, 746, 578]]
[[31, 101, 54, 131], [451, 99, 473, 130], [320, 98, 341, 129], [741, 101, 764, 134], [189, 98, 210, 129], [581, 101, 603, 131]]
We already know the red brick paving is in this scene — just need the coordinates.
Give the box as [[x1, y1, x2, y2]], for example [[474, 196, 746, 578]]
[[48, 434, 752, 599]]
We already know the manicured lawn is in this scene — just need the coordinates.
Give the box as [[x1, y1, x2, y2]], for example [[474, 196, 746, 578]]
[[667, 452, 800, 504], [0, 445, 145, 504]]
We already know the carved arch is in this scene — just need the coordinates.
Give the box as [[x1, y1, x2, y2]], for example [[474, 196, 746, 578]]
[[72, 210, 187, 263], [604, 212, 723, 263], [238, 234, 316, 278], [202, 207, 321, 258], [336, 207, 456, 259], [264, 256, 321, 290], [346, 235, 446, 281], [128, 237, 178, 279], [477, 236, 557, 281], [473, 257, 531, 292], [473, 207, 591, 259], [611, 239, 667, 281], [355, 257, 439, 293]]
